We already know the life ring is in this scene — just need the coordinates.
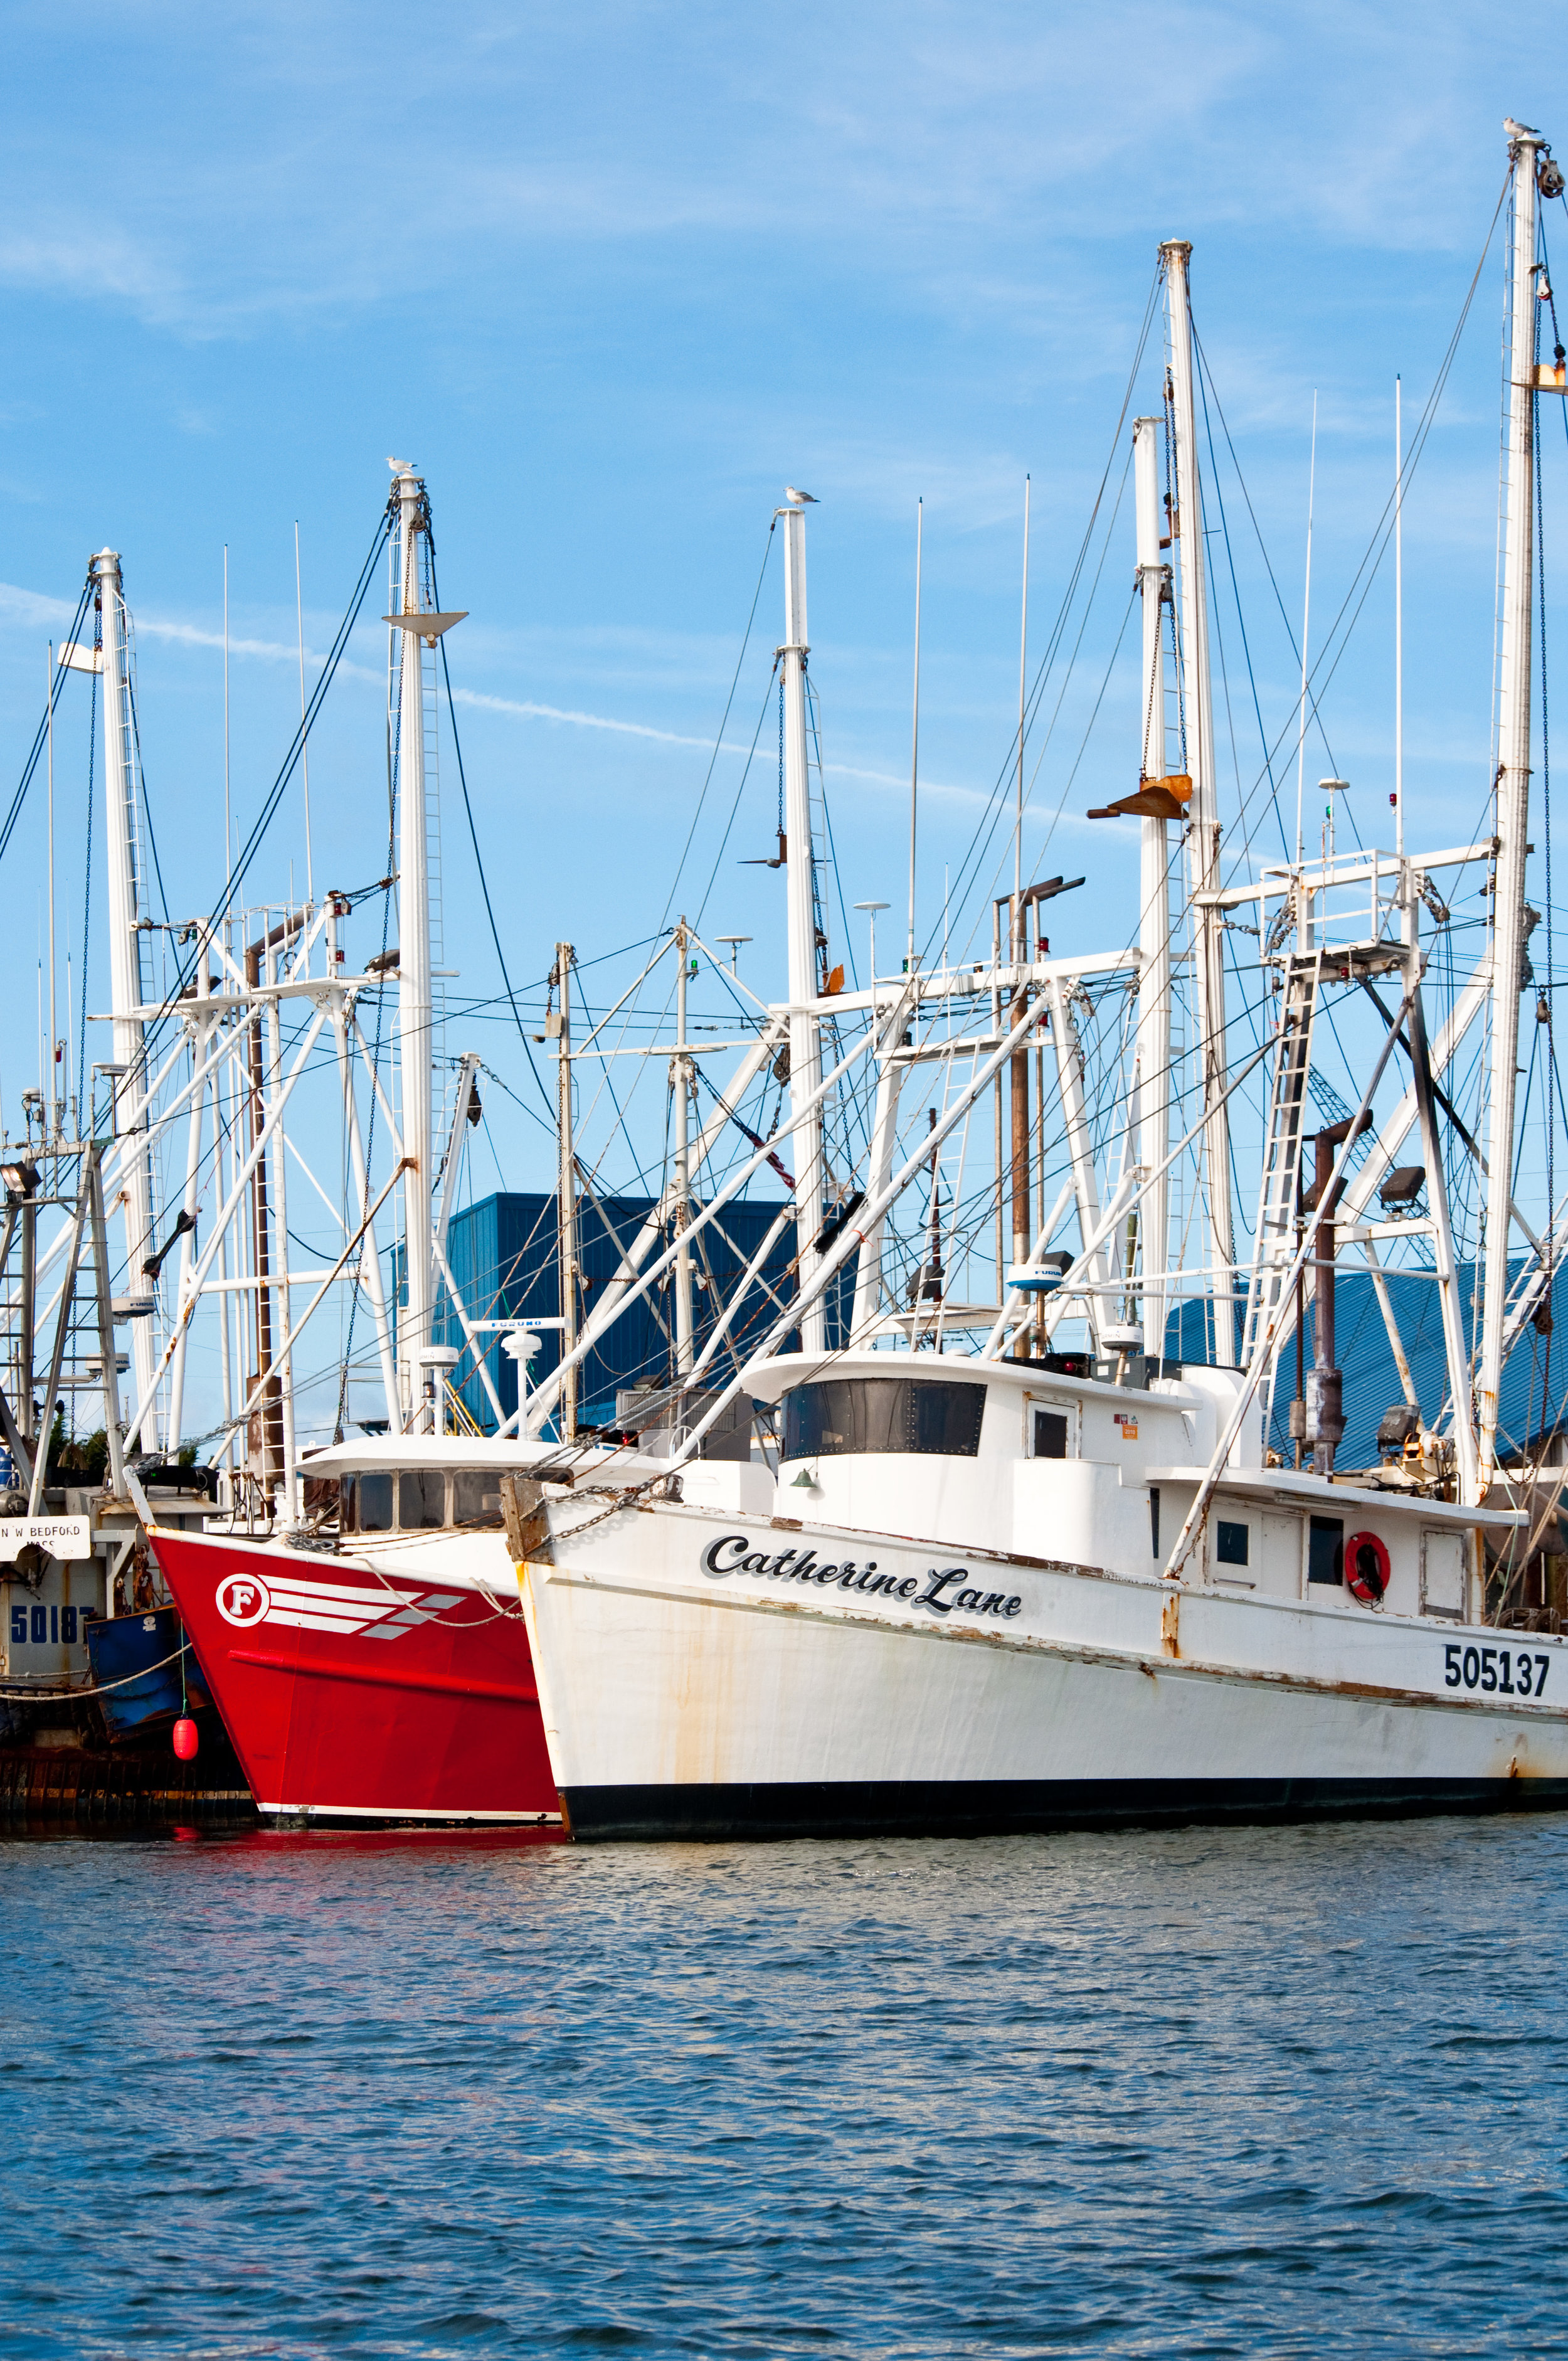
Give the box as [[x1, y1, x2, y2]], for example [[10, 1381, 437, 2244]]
[[1345, 1530, 1391, 1605]]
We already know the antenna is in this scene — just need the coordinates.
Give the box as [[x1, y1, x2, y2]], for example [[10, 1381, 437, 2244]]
[[854, 900, 889, 982], [1394, 374, 1404, 860], [907, 496, 923, 972], [1295, 390, 1318, 864], [223, 543, 231, 922], [295, 521, 314, 906], [1015, 475, 1030, 902], [46, 641, 56, 1141]]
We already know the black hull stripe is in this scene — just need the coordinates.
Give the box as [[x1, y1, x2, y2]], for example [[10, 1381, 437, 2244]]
[[562, 1778, 1568, 1844]]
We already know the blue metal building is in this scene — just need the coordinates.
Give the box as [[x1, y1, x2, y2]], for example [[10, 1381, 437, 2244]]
[[400, 1192, 857, 1435]]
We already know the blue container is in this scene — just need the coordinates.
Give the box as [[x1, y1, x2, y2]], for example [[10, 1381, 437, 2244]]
[[85, 1607, 208, 1739]]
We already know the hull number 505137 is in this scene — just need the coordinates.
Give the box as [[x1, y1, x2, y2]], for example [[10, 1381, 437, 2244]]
[[1443, 1643, 1550, 1696]]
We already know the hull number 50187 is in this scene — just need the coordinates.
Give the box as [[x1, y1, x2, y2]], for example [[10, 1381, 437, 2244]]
[[1443, 1643, 1550, 1696]]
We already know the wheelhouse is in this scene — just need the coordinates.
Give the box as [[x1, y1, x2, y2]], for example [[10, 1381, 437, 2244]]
[[338, 1468, 506, 1536]]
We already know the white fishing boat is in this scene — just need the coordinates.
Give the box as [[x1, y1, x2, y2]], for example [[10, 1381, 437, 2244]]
[[511, 120, 1568, 1838]]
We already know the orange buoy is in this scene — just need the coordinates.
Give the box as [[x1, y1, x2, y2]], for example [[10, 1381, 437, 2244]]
[[1345, 1531, 1391, 1605], [172, 1715, 199, 1761]]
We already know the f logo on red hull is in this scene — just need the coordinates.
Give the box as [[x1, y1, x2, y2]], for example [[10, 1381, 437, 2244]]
[[216, 1573, 272, 1627]]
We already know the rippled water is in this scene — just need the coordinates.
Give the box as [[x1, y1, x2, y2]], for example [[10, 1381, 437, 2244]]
[[6, 1814, 1568, 2357]]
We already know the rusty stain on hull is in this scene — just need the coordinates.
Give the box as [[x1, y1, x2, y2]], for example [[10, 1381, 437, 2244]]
[[532, 1552, 1568, 1729]]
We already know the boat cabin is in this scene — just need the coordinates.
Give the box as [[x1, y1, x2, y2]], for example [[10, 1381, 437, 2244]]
[[745, 1349, 1513, 1623]]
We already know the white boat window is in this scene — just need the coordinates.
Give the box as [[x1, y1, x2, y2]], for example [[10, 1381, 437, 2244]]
[[1032, 1409, 1069, 1460], [1217, 1520, 1249, 1566], [399, 1472, 447, 1531], [1308, 1516, 1343, 1586], [452, 1472, 504, 1526], [781, 1378, 987, 1460]]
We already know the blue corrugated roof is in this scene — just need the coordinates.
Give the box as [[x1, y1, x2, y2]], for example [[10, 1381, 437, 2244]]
[[1166, 1257, 1564, 1469]]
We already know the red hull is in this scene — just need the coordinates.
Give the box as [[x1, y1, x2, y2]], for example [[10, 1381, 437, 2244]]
[[150, 1527, 560, 1825]]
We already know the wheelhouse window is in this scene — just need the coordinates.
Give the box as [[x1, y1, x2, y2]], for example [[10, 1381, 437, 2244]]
[[781, 1377, 986, 1462], [341, 1472, 395, 1534], [452, 1472, 504, 1526], [339, 1470, 506, 1534], [398, 1472, 447, 1531]]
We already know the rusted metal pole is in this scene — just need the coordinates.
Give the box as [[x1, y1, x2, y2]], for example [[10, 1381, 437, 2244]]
[[1009, 895, 1032, 1329], [245, 912, 305, 1494]]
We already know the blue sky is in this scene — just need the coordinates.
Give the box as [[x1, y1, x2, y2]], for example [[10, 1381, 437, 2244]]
[[1, 0, 1564, 1221]]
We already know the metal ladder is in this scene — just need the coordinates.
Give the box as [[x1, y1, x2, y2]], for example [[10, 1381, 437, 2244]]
[[1242, 955, 1320, 1370]]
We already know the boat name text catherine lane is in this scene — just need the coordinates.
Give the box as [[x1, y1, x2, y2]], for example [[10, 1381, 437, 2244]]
[[699, 1535, 1022, 1620]]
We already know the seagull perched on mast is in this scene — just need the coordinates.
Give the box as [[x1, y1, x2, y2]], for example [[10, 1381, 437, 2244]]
[[785, 485, 818, 505]]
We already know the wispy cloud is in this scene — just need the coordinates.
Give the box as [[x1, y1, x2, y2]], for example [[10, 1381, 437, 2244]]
[[450, 686, 717, 750], [0, 575, 998, 811], [0, 1, 1533, 341]]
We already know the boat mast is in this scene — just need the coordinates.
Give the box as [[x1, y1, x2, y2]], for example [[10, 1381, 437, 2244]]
[[1160, 243, 1234, 1356], [555, 942, 578, 1441], [674, 918, 694, 1378], [1478, 121, 1549, 1495], [391, 465, 434, 1430], [92, 548, 159, 1446], [1009, 484, 1033, 1315], [1133, 416, 1172, 1359], [780, 492, 826, 1355]]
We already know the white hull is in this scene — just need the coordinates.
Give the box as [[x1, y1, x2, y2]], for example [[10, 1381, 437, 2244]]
[[519, 1494, 1568, 1839]]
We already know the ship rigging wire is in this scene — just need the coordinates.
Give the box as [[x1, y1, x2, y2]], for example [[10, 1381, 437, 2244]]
[[0, 576, 93, 870], [660, 519, 777, 932]]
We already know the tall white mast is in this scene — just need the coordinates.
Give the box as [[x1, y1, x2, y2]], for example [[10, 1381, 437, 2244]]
[[556, 941, 578, 1442], [1133, 416, 1172, 1359], [391, 465, 433, 1428], [780, 492, 826, 1356], [92, 547, 159, 1443], [1394, 376, 1405, 861], [674, 918, 694, 1377], [1478, 122, 1549, 1494], [46, 641, 57, 1140], [1161, 241, 1234, 1354]]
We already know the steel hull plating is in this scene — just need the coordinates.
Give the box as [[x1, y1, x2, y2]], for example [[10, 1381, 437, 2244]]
[[562, 1777, 1568, 1841], [152, 1526, 560, 1825], [520, 1502, 1568, 1842]]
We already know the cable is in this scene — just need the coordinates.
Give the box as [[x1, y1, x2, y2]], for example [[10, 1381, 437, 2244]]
[[431, 568, 556, 1135], [0, 578, 94, 870], [144, 501, 398, 1044], [660, 519, 778, 933]]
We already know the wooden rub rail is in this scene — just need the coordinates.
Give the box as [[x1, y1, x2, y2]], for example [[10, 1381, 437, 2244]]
[[0, 1744, 257, 1825]]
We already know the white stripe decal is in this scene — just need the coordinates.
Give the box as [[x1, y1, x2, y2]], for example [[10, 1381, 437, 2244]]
[[259, 1801, 564, 1824], [264, 1610, 382, 1633], [267, 1581, 420, 1608]]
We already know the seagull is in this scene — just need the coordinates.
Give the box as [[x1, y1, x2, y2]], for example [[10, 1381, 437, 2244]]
[[785, 485, 818, 506]]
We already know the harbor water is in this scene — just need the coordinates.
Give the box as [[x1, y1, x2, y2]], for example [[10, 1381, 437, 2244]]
[[5, 1815, 1567, 2357]]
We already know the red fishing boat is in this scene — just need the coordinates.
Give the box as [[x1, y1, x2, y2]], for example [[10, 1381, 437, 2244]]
[[151, 1442, 561, 1826]]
